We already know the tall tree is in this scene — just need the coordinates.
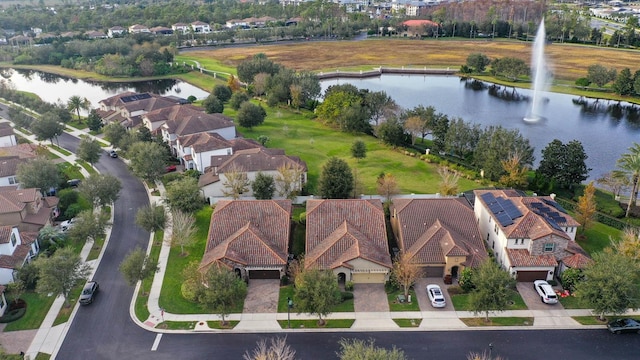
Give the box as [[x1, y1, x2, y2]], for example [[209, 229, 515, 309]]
[[438, 167, 460, 196], [35, 247, 91, 307], [613, 68, 634, 95], [466, 53, 491, 73], [222, 164, 251, 200], [575, 249, 640, 320], [165, 177, 203, 213], [575, 182, 597, 234], [375, 117, 405, 148], [76, 137, 102, 166], [203, 94, 224, 114], [275, 163, 305, 200], [16, 156, 60, 195], [169, 210, 197, 256], [474, 126, 534, 181], [103, 122, 127, 148], [469, 259, 516, 321], [198, 265, 248, 325], [597, 171, 629, 199], [66, 209, 110, 244], [31, 113, 65, 145], [537, 139, 590, 189], [391, 252, 421, 299], [616, 143, 640, 217], [212, 84, 232, 102], [377, 173, 399, 203], [337, 339, 408, 360], [236, 101, 267, 130], [119, 247, 159, 291], [135, 204, 167, 233], [67, 95, 90, 122], [490, 57, 529, 81], [499, 153, 529, 189], [364, 90, 396, 126], [587, 64, 616, 87], [128, 141, 167, 184], [294, 268, 341, 326], [251, 172, 275, 200], [350, 140, 367, 162], [317, 157, 354, 199], [86, 109, 103, 132], [78, 174, 122, 208]]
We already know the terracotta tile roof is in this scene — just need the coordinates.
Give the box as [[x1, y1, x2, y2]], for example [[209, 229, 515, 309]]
[[23, 204, 54, 226], [161, 107, 235, 137], [0, 144, 38, 159], [507, 248, 557, 267], [474, 190, 576, 241], [0, 190, 26, 214], [0, 244, 30, 269], [562, 241, 592, 269], [200, 200, 292, 271], [391, 198, 487, 268], [0, 157, 24, 178], [229, 138, 263, 152], [99, 91, 138, 107], [305, 199, 392, 270], [178, 132, 232, 153], [197, 172, 219, 187], [124, 97, 177, 114], [0, 226, 12, 244], [20, 231, 38, 245], [43, 196, 59, 208], [217, 148, 307, 174]]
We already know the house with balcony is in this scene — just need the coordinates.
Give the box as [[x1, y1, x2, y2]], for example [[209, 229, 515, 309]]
[[107, 26, 126, 37], [473, 189, 585, 282], [97, 92, 184, 129], [191, 21, 211, 33], [128, 24, 150, 34], [172, 23, 190, 34], [159, 107, 236, 154], [175, 133, 262, 172], [0, 226, 39, 285]]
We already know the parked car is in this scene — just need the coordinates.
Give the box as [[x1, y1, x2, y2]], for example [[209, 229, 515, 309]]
[[165, 164, 177, 173], [109, 149, 118, 158], [79, 281, 99, 305], [60, 218, 75, 232], [534, 280, 558, 304], [607, 318, 640, 334], [426, 284, 446, 308], [67, 179, 81, 187]]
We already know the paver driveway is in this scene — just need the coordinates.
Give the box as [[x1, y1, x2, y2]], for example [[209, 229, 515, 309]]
[[415, 278, 455, 311], [517, 282, 564, 311], [243, 279, 280, 313], [353, 283, 389, 312]]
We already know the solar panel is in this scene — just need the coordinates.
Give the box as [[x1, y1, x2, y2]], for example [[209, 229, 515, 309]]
[[546, 217, 563, 231], [542, 198, 568, 213], [489, 202, 503, 214], [481, 192, 497, 205], [496, 213, 514, 227], [530, 202, 544, 208]]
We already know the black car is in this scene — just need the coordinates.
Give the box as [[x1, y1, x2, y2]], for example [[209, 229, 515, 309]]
[[79, 281, 99, 305], [607, 318, 640, 334], [67, 179, 81, 187]]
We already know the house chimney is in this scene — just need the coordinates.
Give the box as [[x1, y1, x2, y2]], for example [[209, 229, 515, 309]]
[[550, 193, 556, 200]]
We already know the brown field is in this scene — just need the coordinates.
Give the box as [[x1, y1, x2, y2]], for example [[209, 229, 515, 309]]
[[187, 39, 640, 81]]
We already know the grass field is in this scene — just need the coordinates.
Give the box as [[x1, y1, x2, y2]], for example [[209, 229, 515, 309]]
[[460, 316, 534, 326]]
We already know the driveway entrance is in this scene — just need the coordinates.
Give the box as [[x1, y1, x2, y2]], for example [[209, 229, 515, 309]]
[[353, 283, 389, 312], [243, 279, 280, 313], [516, 282, 565, 311]]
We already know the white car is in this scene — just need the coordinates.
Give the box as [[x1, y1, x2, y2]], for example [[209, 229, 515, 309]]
[[60, 218, 75, 232], [534, 280, 558, 304], [426, 284, 446, 308]]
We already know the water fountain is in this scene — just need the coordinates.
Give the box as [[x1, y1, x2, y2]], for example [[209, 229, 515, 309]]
[[524, 19, 549, 122]]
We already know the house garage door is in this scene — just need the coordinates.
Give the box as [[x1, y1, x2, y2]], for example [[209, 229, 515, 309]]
[[351, 273, 386, 284], [420, 266, 444, 278], [249, 270, 280, 279], [516, 270, 549, 282]]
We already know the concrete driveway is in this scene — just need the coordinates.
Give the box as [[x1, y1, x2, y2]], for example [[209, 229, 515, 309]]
[[517, 282, 564, 311], [243, 279, 280, 313], [415, 278, 455, 311], [353, 283, 389, 312]]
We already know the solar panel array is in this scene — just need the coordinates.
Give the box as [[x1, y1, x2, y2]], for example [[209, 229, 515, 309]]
[[480, 193, 523, 227], [120, 93, 152, 103], [530, 201, 565, 231], [541, 198, 568, 214]]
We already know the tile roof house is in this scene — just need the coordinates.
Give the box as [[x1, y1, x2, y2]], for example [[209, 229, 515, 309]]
[[0, 122, 17, 147], [473, 189, 584, 282], [175, 133, 262, 172], [199, 147, 307, 203], [0, 188, 58, 232], [0, 226, 39, 285], [0, 157, 25, 187], [191, 21, 211, 33], [305, 199, 392, 284], [199, 200, 292, 280], [107, 26, 126, 38], [390, 198, 487, 278], [97, 92, 183, 129], [159, 107, 236, 152], [172, 23, 190, 34], [128, 24, 150, 34]]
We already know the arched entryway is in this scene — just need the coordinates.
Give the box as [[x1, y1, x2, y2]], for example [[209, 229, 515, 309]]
[[451, 266, 459, 278], [337, 272, 346, 286]]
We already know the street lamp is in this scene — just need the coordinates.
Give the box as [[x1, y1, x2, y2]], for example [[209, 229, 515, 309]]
[[489, 343, 493, 359], [287, 297, 293, 328]]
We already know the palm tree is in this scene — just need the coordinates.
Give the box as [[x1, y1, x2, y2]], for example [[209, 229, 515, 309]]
[[67, 95, 90, 122], [617, 143, 640, 217]]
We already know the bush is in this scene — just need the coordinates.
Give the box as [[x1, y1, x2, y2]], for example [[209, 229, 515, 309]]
[[458, 267, 476, 293], [340, 291, 354, 301], [0, 299, 27, 323], [229, 92, 250, 110], [560, 268, 583, 292], [345, 281, 354, 291], [447, 285, 464, 295], [163, 172, 183, 184], [280, 275, 289, 286], [298, 211, 306, 224], [16, 263, 39, 290]]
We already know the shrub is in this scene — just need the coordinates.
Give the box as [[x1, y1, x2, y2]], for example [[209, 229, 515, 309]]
[[345, 281, 354, 291], [340, 291, 354, 301], [560, 268, 583, 292], [458, 267, 476, 293], [163, 172, 182, 184], [447, 285, 464, 295], [298, 211, 306, 224], [280, 275, 289, 286]]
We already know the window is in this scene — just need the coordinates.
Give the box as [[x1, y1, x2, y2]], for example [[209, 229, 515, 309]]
[[10, 233, 17, 246], [494, 224, 499, 234], [8, 176, 17, 185], [544, 243, 555, 252]]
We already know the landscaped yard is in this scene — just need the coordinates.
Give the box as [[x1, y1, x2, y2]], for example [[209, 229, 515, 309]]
[[387, 289, 420, 312], [207, 320, 239, 329], [393, 318, 422, 327], [134, 230, 163, 321], [558, 294, 585, 309], [3, 292, 56, 331], [460, 317, 534, 326], [277, 285, 354, 313], [571, 316, 610, 325], [277, 319, 355, 329], [578, 221, 624, 255], [450, 289, 527, 311]]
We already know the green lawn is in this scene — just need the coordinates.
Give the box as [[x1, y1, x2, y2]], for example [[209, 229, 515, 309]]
[[572, 316, 610, 325], [460, 317, 534, 326], [77, 160, 97, 175], [86, 235, 105, 261], [393, 318, 422, 327], [387, 289, 420, 311], [558, 294, 586, 309], [277, 285, 354, 313], [159, 207, 228, 314], [48, 144, 72, 156], [34, 353, 51, 360], [3, 292, 56, 331], [207, 320, 239, 329], [134, 231, 163, 321], [277, 319, 355, 329], [450, 290, 527, 311], [156, 321, 197, 330], [222, 104, 479, 195], [57, 162, 84, 180], [578, 221, 624, 255], [52, 284, 84, 326]]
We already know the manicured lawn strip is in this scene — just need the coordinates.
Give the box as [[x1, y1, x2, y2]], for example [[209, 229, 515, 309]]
[[393, 318, 422, 327], [49, 144, 72, 156], [86, 235, 105, 261], [134, 231, 163, 321], [57, 162, 84, 180], [277, 319, 355, 329], [572, 316, 610, 325], [77, 160, 97, 175], [460, 317, 534, 326], [66, 120, 85, 130], [388, 289, 420, 311], [228, 105, 478, 194], [451, 290, 527, 311], [52, 284, 84, 326], [3, 292, 56, 331], [332, 296, 354, 312], [159, 207, 218, 314], [558, 294, 585, 309], [207, 320, 239, 329], [34, 353, 51, 360], [156, 321, 197, 330], [277, 285, 354, 312]]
